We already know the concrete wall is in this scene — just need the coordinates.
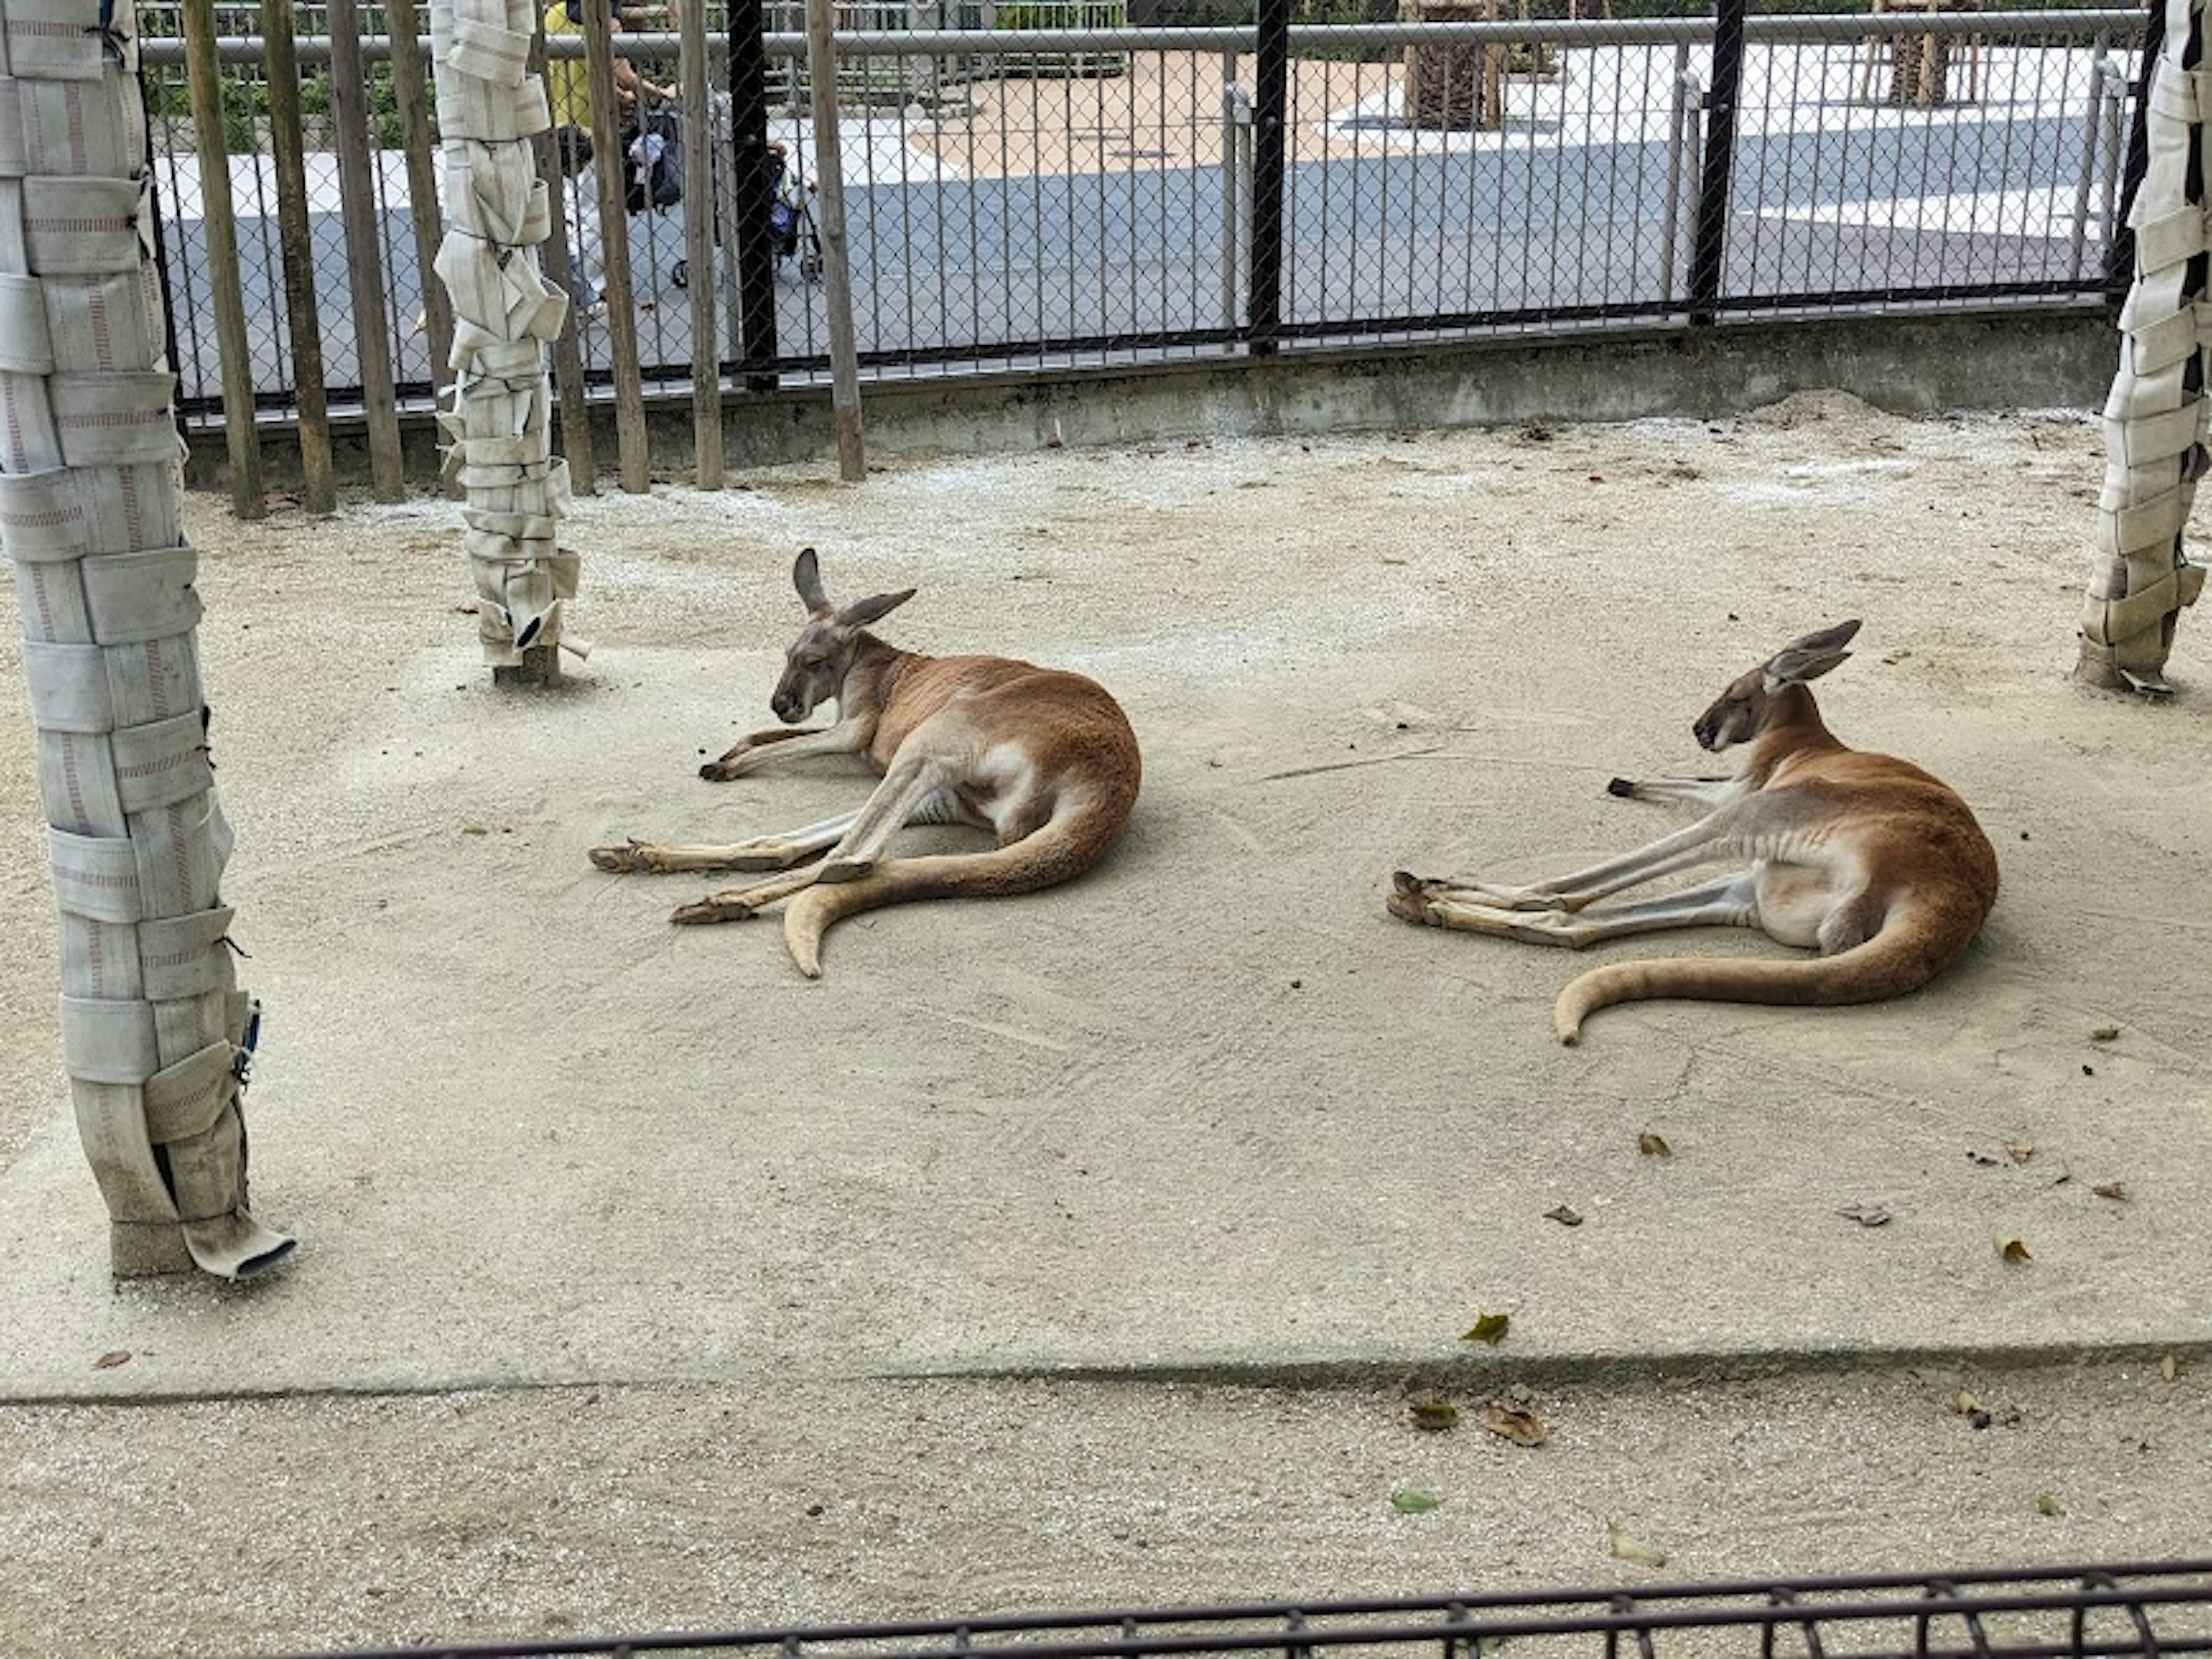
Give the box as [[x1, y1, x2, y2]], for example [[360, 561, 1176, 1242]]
[[198, 306, 2120, 493]]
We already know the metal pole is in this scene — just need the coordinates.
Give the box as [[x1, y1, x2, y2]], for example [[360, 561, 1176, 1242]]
[[1247, 0, 1289, 353], [2103, 0, 2164, 300], [732, 0, 781, 391], [1220, 54, 1245, 333], [1658, 47, 1694, 307], [1685, 0, 1747, 327], [2067, 36, 2109, 285], [805, 0, 867, 482]]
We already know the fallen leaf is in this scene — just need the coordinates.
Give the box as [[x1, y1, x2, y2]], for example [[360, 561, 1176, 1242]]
[[1482, 1401, 1548, 1447], [2161, 1355, 2179, 1384], [91, 1350, 130, 1371], [2092, 1181, 2128, 1201], [1637, 1131, 1672, 1158], [1408, 1400, 1459, 1433], [1998, 1236, 2035, 1264], [1463, 1312, 1511, 1346], [461, 823, 490, 836], [2090, 1025, 2120, 1043], [1391, 1489, 1441, 1514], [2006, 1141, 2036, 1165], [1836, 1202, 1893, 1227], [1606, 1516, 1668, 1568], [1880, 649, 1912, 665], [2036, 1492, 2064, 1517], [1543, 1204, 1585, 1228], [1949, 1389, 1982, 1416]]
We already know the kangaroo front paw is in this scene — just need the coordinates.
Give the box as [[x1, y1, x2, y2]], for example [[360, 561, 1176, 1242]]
[[699, 758, 742, 782], [1388, 870, 1444, 925], [589, 838, 655, 873], [670, 889, 763, 925]]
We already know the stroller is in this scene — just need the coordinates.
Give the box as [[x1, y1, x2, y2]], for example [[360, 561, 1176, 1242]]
[[669, 130, 823, 290]]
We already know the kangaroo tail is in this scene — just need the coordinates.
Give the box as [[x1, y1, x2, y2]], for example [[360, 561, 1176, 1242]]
[[783, 808, 1119, 978], [1552, 908, 1972, 1046]]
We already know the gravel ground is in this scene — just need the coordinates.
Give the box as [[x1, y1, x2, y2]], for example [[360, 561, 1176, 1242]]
[[2, 396, 2209, 1655]]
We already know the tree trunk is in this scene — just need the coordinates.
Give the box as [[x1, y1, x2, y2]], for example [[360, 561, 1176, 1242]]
[[429, 0, 588, 676], [0, 2, 293, 1278], [2077, 0, 2209, 693]]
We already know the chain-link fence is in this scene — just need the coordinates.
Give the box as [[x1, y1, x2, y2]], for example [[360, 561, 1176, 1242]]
[[139, 0, 2145, 430]]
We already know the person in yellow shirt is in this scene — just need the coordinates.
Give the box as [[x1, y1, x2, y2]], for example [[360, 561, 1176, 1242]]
[[543, 0, 674, 315]]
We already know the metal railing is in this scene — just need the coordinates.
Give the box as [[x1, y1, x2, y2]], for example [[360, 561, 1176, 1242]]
[[278, 1560, 2212, 1659], [137, 3, 2147, 444]]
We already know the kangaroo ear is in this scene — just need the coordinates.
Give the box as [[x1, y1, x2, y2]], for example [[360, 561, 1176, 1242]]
[[839, 587, 916, 630], [793, 547, 831, 617], [1763, 619, 1862, 690]]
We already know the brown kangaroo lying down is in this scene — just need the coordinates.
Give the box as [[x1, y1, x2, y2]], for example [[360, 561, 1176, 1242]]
[[1389, 621, 1999, 1044], [590, 548, 1142, 978]]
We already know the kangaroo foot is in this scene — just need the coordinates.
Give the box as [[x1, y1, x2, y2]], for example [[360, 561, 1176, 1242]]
[[816, 856, 875, 884]]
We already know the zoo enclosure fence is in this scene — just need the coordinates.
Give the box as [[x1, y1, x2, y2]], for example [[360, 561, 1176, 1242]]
[[139, 1, 2150, 477], [281, 1560, 2212, 1659]]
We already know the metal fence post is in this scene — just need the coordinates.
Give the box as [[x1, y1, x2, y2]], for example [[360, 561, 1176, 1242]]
[[2103, 0, 2164, 302], [731, 0, 781, 392], [1658, 44, 1694, 306], [1247, 0, 1290, 354], [1685, 0, 1747, 328], [1220, 54, 1247, 334]]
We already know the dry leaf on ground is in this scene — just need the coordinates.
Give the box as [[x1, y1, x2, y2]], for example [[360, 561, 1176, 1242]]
[[1637, 1132, 1672, 1158], [1409, 1400, 1459, 1433], [1998, 1237, 2035, 1264], [1543, 1204, 1584, 1227], [1606, 1516, 1668, 1568], [1463, 1312, 1511, 1346], [1836, 1202, 1893, 1227], [1482, 1401, 1548, 1447]]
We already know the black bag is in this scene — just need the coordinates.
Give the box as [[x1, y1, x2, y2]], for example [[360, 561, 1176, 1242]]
[[623, 107, 682, 214]]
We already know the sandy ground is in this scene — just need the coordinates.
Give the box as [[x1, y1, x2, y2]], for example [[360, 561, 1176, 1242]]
[[1, 396, 2210, 1652]]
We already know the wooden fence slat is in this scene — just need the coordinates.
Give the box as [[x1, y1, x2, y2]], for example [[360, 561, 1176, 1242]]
[[582, 0, 653, 494], [258, 0, 335, 515], [532, 16, 599, 496], [680, 0, 724, 489], [804, 0, 866, 482], [328, 0, 408, 502], [180, 0, 265, 518], [387, 0, 456, 412]]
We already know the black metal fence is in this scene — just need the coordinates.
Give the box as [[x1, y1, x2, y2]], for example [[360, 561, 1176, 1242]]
[[139, 1, 2147, 429], [282, 1560, 2212, 1659]]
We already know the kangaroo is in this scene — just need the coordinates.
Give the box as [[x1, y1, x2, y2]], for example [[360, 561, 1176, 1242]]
[[1388, 621, 1999, 1044], [589, 548, 1142, 978]]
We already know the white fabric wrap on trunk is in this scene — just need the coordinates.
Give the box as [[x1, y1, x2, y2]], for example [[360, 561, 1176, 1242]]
[[2083, 0, 2211, 685], [430, 0, 575, 665], [0, 28, 290, 1279]]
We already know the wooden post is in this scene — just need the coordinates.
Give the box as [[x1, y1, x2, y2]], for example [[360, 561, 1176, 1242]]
[[329, 0, 408, 500], [680, 0, 724, 488], [533, 15, 599, 495], [180, 0, 264, 518], [582, 0, 653, 493], [387, 0, 457, 408], [259, 0, 335, 514], [804, 0, 866, 481]]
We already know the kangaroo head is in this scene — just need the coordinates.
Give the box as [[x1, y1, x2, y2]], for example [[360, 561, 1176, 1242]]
[[769, 547, 918, 724], [1691, 619, 1861, 753]]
